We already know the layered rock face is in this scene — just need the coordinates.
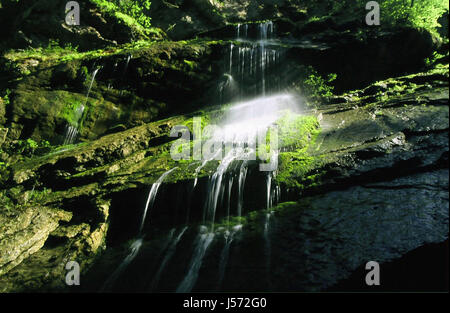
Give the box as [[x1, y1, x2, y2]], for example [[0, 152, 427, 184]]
[[0, 0, 448, 292]]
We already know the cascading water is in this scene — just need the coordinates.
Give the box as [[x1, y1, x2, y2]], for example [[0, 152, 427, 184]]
[[264, 171, 281, 287], [226, 176, 234, 223], [226, 21, 279, 100], [62, 67, 100, 145], [102, 167, 178, 291], [179, 94, 292, 291], [176, 226, 215, 293], [140, 167, 179, 234], [217, 224, 242, 290], [101, 21, 298, 293], [193, 149, 222, 188], [174, 22, 296, 292], [237, 161, 248, 217], [62, 103, 84, 145], [263, 210, 273, 287], [123, 54, 132, 76], [202, 150, 239, 228], [266, 173, 272, 210]]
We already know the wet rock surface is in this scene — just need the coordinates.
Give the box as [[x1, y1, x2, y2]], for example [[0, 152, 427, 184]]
[[0, 66, 448, 292], [75, 169, 448, 292], [0, 1, 448, 293], [268, 170, 448, 291]]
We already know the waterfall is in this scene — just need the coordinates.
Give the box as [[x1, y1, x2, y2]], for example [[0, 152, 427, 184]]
[[176, 227, 215, 293], [133, 21, 296, 293], [62, 67, 100, 145], [237, 161, 248, 217], [123, 54, 132, 76], [226, 176, 234, 224], [85, 68, 100, 102], [178, 164, 226, 292], [274, 185, 281, 206], [150, 226, 188, 291], [193, 149, 222, 188], [62, 124, 79, 146], [174, 66, 297, 293], [101, 167, 178, 291], [227, 21, 280, 99], [264, 171, 279, 288], [140, 167, 178, 234], [263, 211, 272, 286], [101, 238, 143, 292], [203, 149, 242, 229], [217, 224, 242, 290], [266, 173, 272, 210]]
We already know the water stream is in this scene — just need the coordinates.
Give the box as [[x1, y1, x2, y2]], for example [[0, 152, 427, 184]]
[[217, 224, 242, 290], [62, 67, 100, 145], [102, 167, 178, 291], [140, 167, 179, 234], [99, 21, 295, 293], [176, 227, 215, 293]]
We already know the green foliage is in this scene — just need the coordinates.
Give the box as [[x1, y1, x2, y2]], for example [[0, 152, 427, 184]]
[[17, 138, 38, 156], [0, 160, 11, 189], [1, 89, 11, 106], [381, 0, 448, 34], [302, 67, 337, 105], [350, 0, 449, 36], [11, 138, 52, 157], [425, 51, 446, 66], [320, 0, 448, 37], [90, 0, 152, 37], [46, 39, 78, 54], [0, 195, 15, 214], [4, 39, 78, 63], [117, 0, 152, 28]]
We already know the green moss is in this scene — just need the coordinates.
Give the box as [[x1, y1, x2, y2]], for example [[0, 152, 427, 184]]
[[60, 100, 84, 127], [183, 114, 210, 133], [214, 216, 247, 230], [275, 113, 321, 149], [337, 61, 449, 106], [89, 0, 151, 39], [274, 113, 323, 189]]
